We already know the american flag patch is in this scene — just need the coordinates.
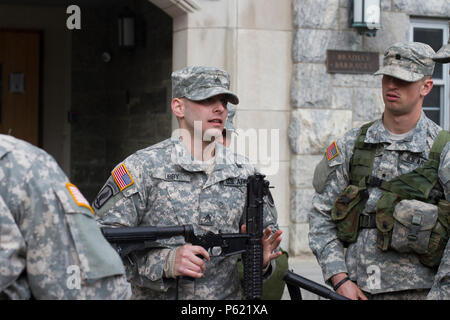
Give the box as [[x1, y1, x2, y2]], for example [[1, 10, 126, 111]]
[[326, 141, 339, 161], [112, 164, 134, 191], [66, 183, 94, 214]]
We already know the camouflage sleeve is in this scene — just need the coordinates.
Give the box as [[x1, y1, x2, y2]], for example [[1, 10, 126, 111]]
[[438, 142, 450, 201], [0, 195, 28, 299], [93, 161, 174, 293], [427, 142, 450, 299], [308, 130, 358, 284], [427, 239, 450, 300], [2, 150, 131, 300]]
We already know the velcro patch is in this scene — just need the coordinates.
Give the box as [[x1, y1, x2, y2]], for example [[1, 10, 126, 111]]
[[66, 183, 94, 214], [93, 182, 117, 210], [112, 164, 134, 191], [165, 173, 191, 182], [326, 141, 339, 161], [223, 178, 248, 186]]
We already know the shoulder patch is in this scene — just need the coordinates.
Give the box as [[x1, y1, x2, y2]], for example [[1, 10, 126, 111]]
[[326, 141, 340, 161], [66, 183, 94, 214], [112, 163, 134, 191]]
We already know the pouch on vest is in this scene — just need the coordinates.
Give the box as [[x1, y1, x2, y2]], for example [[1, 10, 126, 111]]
[[375, 192, 401, 251], [419, 199, 450, 268], [391, 200, 438, 255], [331, 185, 367, 244]]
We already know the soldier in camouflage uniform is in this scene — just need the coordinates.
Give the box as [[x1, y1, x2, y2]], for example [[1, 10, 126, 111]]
[[309, 42, 450, 300], [432, 21, 450, 63], [93, 66, 282, 300], [0, 134, 131, 299]]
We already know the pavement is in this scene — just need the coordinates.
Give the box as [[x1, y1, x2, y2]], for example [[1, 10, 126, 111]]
[[281, 254, 329, 300]]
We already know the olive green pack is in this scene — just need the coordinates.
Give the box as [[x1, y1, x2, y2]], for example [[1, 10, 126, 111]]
[[331, 123, 450, 268]]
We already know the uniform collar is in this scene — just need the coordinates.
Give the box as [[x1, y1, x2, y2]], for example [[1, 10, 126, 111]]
[[364, 111, 430, 153], [172, 137, 242, 187]]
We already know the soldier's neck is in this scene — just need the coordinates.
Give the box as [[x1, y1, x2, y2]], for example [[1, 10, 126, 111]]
[[382, 106, 422, 134], [181, 136, 216, 162]]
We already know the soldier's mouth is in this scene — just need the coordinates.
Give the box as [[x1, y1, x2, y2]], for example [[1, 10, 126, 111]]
[[386, 92, 400, 101]]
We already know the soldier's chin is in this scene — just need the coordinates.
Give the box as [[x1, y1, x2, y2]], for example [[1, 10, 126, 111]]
[[203, 128, 223, 141]]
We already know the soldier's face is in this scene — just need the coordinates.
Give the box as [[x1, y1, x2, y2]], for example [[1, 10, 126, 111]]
[[382, 75, 433, 115], [182, 94, 228, 138]]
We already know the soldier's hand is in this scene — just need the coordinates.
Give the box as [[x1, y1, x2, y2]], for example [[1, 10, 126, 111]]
[[240, 225, 283, 269], [331, 273, 368, 300], [173, 244, 210, 278]]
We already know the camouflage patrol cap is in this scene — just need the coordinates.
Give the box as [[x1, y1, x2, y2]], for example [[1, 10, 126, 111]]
[[433, 21, 450, 63], [374, 42, 436, 82], [172, 66, 239, 104], [224, 103, 237, 132]]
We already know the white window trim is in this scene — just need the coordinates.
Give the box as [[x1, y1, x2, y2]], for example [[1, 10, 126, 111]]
[[410, 19, 449, 130]]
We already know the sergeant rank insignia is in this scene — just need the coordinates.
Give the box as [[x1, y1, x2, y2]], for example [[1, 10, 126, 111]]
[[112, 163, 134, 191], [326, 141, 339, 161], [66, 182, 94, 214]]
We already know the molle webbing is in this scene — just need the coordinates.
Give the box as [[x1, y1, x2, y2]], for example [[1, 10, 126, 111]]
[[349, 121, 376, 186]]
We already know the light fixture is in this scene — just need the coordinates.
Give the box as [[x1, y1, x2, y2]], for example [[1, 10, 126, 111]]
[[350, 0, 381, 37], [118, 8, 135, 48]]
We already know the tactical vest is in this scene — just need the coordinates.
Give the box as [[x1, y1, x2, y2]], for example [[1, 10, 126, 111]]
[[331, 122, 450, 268]]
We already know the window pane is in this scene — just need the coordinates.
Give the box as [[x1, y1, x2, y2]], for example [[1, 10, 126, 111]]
[[423, 109, 440, 125], [413, 28, 443, 79], [423, 85, 442, 108]]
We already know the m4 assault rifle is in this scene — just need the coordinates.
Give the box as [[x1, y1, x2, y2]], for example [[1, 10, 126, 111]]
[[101, 174, 270, 300]]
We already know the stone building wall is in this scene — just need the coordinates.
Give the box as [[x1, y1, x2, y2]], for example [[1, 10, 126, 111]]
[[288, 0, 450, 255], [71, 0, 173, 201]]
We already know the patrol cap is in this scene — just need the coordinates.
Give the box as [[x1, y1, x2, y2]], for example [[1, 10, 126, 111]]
[[171, 66, 239, 104], [433, 40, 450, 63], [374, 42, 436, 82], [433, 21, 450, 63]]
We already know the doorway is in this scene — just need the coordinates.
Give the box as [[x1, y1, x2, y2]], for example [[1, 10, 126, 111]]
[[0, 30, 40, 146]]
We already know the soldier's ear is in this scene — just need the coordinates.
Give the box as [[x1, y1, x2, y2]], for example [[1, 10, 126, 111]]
[[171, 98, 185, 118], [420, 77, 433, 97]]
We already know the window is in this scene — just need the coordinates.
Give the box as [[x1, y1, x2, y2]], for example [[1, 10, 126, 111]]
[[410, 19, 449, 129]]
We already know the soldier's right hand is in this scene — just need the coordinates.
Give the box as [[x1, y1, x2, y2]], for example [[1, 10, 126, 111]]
[[173, 243, 210, 278], [331, 273, 368, 300]]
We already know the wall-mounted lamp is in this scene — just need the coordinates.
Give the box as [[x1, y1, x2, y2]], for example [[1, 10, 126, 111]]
[[118, 8, 135, 48], [350, 0, 381, 37]]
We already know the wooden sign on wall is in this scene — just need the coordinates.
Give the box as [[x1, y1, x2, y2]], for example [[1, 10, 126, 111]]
[[326, 50, 379, 74]]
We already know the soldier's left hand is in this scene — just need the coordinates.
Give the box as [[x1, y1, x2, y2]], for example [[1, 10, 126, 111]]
[[240, 225, 283, 268]]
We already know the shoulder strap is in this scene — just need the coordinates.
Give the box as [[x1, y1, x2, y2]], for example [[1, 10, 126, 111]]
[[349, 121, 377, 185], [429, 129, 450, 162], [379, 129, 450, 202]]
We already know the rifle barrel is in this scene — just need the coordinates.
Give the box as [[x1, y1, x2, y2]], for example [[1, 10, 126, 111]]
[[283, 270, 350, 301], [102, 225, 193, 242]]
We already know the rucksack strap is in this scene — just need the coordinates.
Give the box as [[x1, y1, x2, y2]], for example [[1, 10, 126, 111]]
[[429, 129, 450, 162]]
